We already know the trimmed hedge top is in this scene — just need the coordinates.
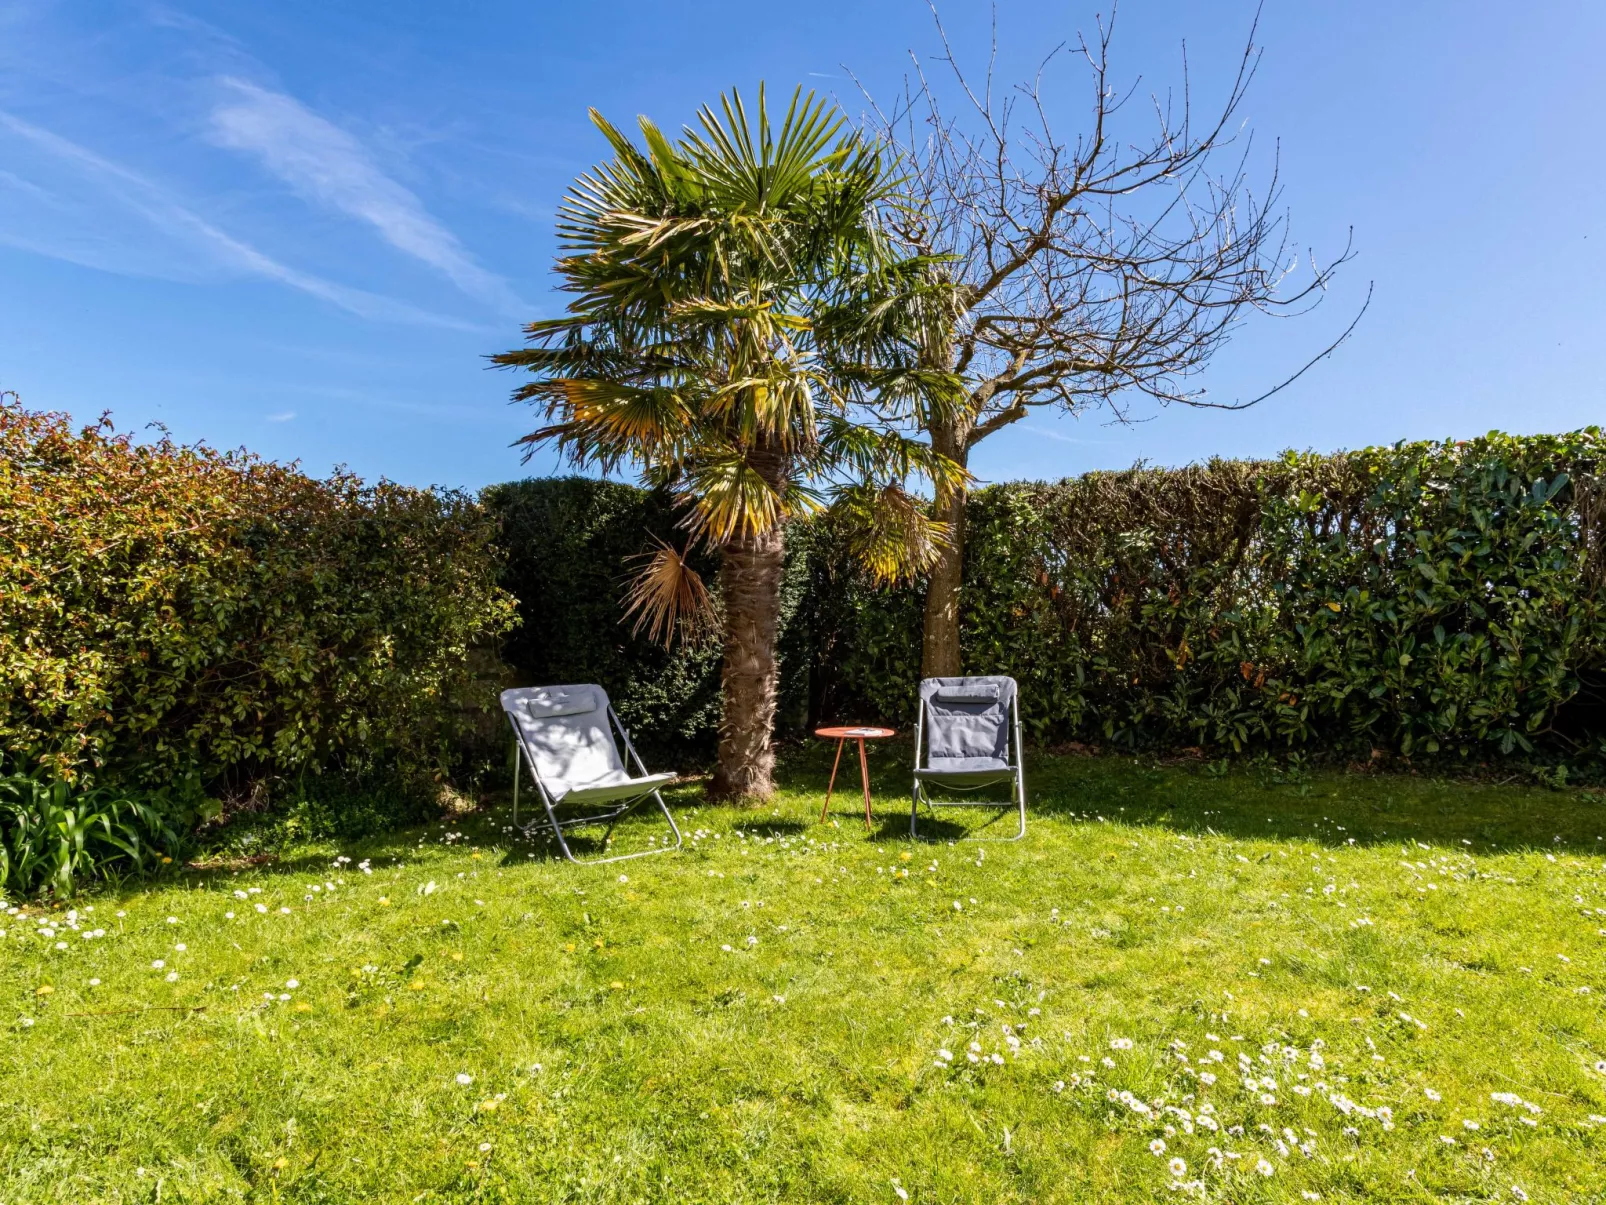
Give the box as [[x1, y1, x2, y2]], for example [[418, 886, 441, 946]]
[[494, 430, 1606, 767], [8, 405, 1599, 785]]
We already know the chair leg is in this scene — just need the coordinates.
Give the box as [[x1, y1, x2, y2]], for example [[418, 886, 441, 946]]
[[652, 790, 683, 852], [543, 794, 580, 864], [909, 780, 921, 838], [540, 790, 684, 865]]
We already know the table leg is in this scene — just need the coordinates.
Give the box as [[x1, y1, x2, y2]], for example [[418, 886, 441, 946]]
[[858, 738, 873, 831], [820, 738, 846, 822]]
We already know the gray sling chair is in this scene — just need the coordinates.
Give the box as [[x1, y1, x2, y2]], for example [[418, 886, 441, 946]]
[[501, 685, 682, 864], [910, 675, 1027, 841]]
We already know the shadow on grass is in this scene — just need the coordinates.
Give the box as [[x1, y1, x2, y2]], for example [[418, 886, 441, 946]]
[[776, 741, 1606, 856], [1023, 753, 1606, 855], [180, 749, 1606, 895], [906, 809, 1024, 843]]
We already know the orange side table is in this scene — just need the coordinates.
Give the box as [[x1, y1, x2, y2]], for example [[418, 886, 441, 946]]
[[815, 726, 897, 831]]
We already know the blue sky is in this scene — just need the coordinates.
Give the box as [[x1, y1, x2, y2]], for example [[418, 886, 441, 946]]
[[1, 1, 1601, 491]]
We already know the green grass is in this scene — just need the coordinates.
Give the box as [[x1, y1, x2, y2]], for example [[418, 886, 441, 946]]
[[3, 749, 1606, 1203]]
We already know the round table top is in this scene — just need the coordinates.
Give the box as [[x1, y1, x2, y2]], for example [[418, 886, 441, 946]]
[[814, 726, 897, 740]]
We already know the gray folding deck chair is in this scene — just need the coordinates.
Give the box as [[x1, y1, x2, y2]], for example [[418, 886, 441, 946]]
[[910, 675, 1027, 841], [501, 684, 682, 864]]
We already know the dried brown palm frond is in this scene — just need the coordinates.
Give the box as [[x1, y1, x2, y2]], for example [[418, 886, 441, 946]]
[[621, 536, 718, 647]]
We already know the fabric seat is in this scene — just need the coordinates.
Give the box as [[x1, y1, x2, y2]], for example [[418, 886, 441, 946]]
[[556, 769, 678, 806], [913, 764, 1015, 786], [501, 684, 682, 864]]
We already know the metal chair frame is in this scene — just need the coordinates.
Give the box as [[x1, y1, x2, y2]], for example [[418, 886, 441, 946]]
[[910, 686, 1027, 842], [507, 701, 682, 865]]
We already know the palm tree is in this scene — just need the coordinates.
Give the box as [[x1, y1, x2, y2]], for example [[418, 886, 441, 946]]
[[494, 87, 963, 800]]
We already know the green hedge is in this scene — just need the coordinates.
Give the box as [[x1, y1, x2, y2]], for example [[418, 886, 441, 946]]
[[483, 477, 819, 768], [0, 403, 516, 790], [492, 430, 1606, 766], [483, 478, 723, 764]]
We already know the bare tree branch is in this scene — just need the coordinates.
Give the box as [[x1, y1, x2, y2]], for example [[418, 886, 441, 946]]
[[850, 1, 1365, 452]]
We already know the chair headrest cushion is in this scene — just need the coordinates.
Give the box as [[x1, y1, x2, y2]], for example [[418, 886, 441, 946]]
[[934, 684, 1000, 703], [518, 685, 601, 719]]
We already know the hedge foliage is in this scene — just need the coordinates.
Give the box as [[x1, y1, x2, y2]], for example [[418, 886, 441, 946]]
[[498, 430, 1606, 765], [0, 403, 516, 788], [483, 478, 817, 765], [8, 404, 1595, 815]]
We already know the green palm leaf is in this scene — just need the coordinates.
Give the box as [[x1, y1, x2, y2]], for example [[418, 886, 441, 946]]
[[496, 83, 967, 653]]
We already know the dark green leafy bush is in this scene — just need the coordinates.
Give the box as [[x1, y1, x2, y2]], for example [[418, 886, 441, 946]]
[[205, 767, 447, 857], [483, 478, 723, 766], [483, 478, 818, 768], [0, 403, 516, 787], [493, 431, 1606, 766]]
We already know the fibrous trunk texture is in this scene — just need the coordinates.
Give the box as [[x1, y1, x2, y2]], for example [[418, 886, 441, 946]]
[[710, 521, 787, 800]]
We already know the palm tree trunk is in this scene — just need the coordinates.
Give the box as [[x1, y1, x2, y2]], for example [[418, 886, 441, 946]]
[[710, 449, 788, 801], [921, 418, 970, 679], [710, 523, 786, 799]]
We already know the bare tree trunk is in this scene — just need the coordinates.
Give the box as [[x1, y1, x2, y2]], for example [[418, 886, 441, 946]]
[[710, 451, 788, 801], [921, 418, 971, 679]]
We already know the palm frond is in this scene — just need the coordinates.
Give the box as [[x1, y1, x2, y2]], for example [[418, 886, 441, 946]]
[[501, 81, 959, 567], [621, 537, 718, 648], [678, 453, 790, 544], [814, 416, 970, 501], [830, 483, 951, 584]]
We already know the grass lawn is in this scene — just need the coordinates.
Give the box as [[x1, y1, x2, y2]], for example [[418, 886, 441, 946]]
[[3, 748, 1606, 1203]]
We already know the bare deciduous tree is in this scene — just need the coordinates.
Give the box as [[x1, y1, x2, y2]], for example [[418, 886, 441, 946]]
[[854, 3, 1368, 677]]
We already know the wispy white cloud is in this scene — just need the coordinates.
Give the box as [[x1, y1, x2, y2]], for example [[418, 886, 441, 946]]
[[210, 79, 521, 314], [0, 108, 477, 329], [265, 410, 296, 422], [1020, 425, 1115, 446]]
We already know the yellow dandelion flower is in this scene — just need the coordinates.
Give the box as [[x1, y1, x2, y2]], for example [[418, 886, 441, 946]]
[[477, 1098, 499, 1112], [609, 981, 625, 991], [378, 897, 390, 906], [450, 951, 464, 962], [563, 942, 576, 953], [409, 979, 426, 992], [35, 985, 53, 996]]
